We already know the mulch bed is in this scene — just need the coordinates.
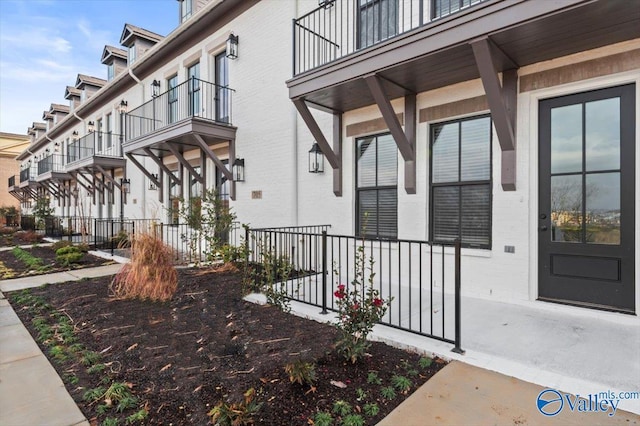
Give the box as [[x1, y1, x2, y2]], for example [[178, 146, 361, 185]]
[[0, 245, 114, 279], [0, 230, 44, 247], [8, 268, 446, 425]]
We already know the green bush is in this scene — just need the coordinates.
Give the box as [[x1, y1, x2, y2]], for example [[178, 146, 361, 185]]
[[51, 240, 73, 252], [56, 246, 83, 266]]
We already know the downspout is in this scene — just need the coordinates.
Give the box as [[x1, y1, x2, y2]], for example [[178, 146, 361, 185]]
[[291, 0, 299, 227], [128, 67, 146, 218]]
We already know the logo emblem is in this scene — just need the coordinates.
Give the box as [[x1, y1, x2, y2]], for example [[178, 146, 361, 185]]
[[537, 389, 564, 416]]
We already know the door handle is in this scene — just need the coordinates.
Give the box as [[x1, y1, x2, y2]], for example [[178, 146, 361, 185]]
[[539, 226, 548, 231]]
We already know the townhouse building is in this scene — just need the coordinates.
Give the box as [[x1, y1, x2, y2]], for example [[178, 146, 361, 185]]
[[8, 0, 639, 320]]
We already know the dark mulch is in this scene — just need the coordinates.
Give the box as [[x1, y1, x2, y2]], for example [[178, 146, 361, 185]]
[[0, 245, 115, 278], [0, 230, 44, 247], [7, 268, 446, 425]]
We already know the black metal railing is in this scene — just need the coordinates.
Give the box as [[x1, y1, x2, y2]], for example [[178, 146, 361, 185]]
[[8, 175, 16, 188], [293, 0, 487, 75], [37, 154, 65, 175], [247, 227, 463, 351], [67, 131, 123, 164], [126, 77, 234, 141], [19, 165, 37, 183]]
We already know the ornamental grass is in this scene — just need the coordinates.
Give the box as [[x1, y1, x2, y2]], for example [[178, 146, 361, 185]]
[[110, 232, 177, 302]]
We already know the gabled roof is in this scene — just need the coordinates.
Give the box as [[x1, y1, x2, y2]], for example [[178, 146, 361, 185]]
[[64, 86, 82, 99], [49, 103, 70, 114], [32, 122, 46, 131], [101, 45, 127, 64], [75, 74, 107, 89], [119, 23, 164, 47], [42, 111, 54, 121]]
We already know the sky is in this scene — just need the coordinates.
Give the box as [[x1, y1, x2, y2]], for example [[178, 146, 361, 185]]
[[0, 0, 177, 135]]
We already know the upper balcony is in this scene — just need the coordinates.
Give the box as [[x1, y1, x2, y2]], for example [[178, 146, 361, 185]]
[[19, 164, 38, 188], [288, 0, 640, 112], [36, 153, 70, 185], [8, 175, 17, 190], [65, 131, 125, 173], [123, 77, 236, 156]]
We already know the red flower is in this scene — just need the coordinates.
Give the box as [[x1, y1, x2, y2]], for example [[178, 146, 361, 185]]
[[372, 298, 383, 307], [334, 284, 346, 299], [352, 303, 360, 311]]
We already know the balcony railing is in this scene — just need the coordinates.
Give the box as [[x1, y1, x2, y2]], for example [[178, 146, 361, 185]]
[[8, 175, 16, 188], [37, 153, 65, 175], [19, 165, 37, 183], [293, 0, 487, 75], [125, 77, 234, 142], [67, 131, 123, 164]]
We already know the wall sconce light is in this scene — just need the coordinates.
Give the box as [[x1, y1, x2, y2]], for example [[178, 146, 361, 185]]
[[151, 80, 161, 97], [149, 173, 158, 190], [232, 158, 244, 182], [88, 121, 95, 133], [226, 34, 239, 60], [45, 148, 50, 155], [308, 142, 324, 173], [120, 178, 131, 193], [118, 100, 128, 114]]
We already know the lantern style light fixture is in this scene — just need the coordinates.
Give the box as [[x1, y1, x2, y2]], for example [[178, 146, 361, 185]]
[[308, 142, 324, 173], [226, 34, 239, 60], [151, 80, 161, 97], [121, 178, 131, 193], [88, 121, 95, 133], [149, 173, 158, 190], [118, 99, 128, 114], [232, 158, 244, 182]]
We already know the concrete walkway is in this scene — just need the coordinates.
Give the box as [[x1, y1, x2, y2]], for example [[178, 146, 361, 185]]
[[0, 263, 122, 426], [379, 361, 640, 425]]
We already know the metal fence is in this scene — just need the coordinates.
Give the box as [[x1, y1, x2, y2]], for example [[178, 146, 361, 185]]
[[293, 0, 487, 75], [68, 132, 123, 164], [37, 154, 65, 175], [247, 227, 463, 352], [126, 77, 234, 141]]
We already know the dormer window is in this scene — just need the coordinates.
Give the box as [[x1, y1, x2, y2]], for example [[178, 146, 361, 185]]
[[107, 63, 115, 81], [180, 0, 193, 23], [128, 46, 136, 65]]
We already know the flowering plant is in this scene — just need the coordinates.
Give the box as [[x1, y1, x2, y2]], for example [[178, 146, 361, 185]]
[[334, 243, 390, 363]]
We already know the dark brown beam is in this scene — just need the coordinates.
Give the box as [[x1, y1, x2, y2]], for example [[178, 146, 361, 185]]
[[125, 154, 161, 188], [143, 148, 181, 184], [364, 74, 415, 161], [471, 36, 518, 191], [192, 135, 232, 181], [404, 93, 416, 194], [333, 113, 342, 197], [96, 165, 121, 191], [292, 98, 340, 169], [166, 142, 204, 185]]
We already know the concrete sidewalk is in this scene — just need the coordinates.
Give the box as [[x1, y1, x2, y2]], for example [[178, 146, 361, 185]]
[[0, 263, 122, 426], [379, 361, 640, 425]]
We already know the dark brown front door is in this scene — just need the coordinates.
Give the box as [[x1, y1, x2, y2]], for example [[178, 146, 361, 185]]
[[538, 84, 635, 313]]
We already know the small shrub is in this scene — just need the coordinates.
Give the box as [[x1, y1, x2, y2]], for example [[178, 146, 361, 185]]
[[84, 386, 106, 402], [87, 363, 107, 374], [355, 388, 367, 401], [208, 387, 262, 426], [341, 414, 365, 426], [366, 371, 382, 385], [81, 350, 101, 366], [110, 232, 177, 302], [110, 230, 131, 248], [380, 386, 396, 400], [284, 359, 316, 387], [332, 400, 352, 417], [56, 246, 83, 266], [51, 240, 73, 252], [126, 409, 148, 424], [363, 403, 379, 417], [418, 357, 433, 368], [314, 412, 333, 426], [14, 230, 41, 243], [49, 345, 68, 362], [11, 246, 45, 269], [391, 375, 412, 393], [102, 418, 119, 426]]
